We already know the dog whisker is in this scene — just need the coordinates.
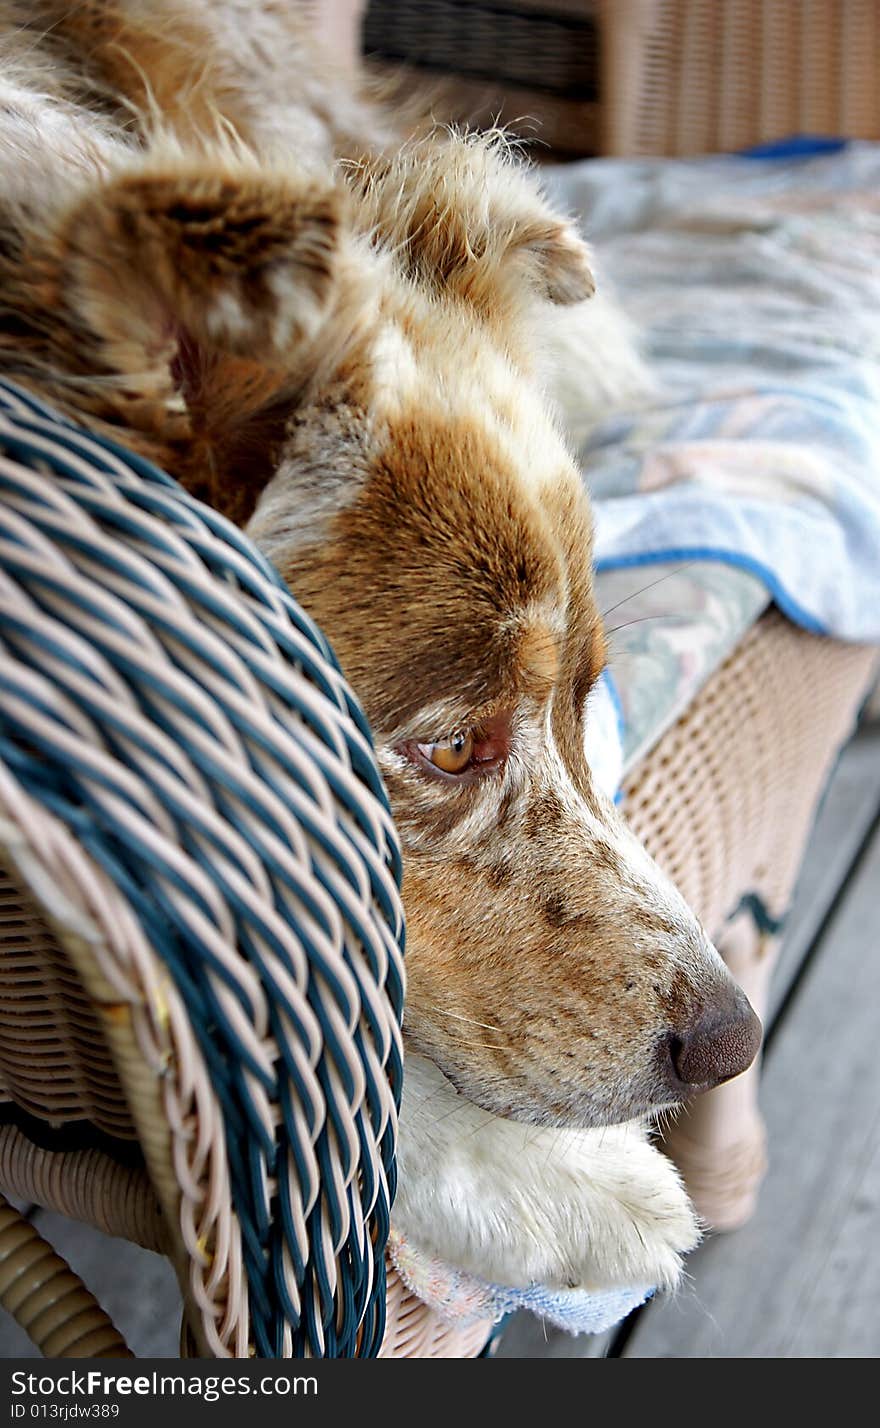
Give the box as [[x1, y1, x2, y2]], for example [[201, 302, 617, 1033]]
[[430, 1100, 477, 1127], [409, 1083, 455, 1113], [427, 1007, 506, 1035], [541, 1125, 574, 1169], [605, 612, 688, 637], [599, 562, 695, 621], [464, 1111, 503, 1139], [434, 1034, 511, 1052]]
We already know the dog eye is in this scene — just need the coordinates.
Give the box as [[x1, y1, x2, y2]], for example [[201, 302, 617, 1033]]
[[417, 732, 475, 775], [400, 713, 511, 784]]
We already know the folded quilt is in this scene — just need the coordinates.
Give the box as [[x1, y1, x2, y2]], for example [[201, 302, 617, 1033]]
[[553, 140, 880, 643], [595, 561, 768, 775], [554, 139, 880, 791]]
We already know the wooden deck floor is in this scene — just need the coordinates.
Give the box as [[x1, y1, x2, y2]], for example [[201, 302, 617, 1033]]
[[1, 725, 879, 1360]]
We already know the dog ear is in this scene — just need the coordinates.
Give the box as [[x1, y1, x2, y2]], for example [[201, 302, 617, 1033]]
[[350, 132, 595, 320], [45, 154, 348, 522]]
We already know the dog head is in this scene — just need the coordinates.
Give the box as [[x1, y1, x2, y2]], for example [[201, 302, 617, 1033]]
[[249, 136, 762, 1126], [0, 116, 760, 1129]]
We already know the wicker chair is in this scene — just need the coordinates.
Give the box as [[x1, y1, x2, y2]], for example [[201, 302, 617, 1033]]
[[621, 611, 877, 1227], [0, 379, 488, 1358], [599, 0, 880, 158], [364, 1, 880, 159]]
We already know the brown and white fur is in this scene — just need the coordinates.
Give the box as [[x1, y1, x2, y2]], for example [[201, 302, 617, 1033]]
[[0, 2, 760, 1295]]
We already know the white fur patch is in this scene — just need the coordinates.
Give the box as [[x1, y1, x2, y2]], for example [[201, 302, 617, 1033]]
[[395, 1055, 700, 1292], [370, 321, 420, 404], [205, 290, 252, 345], [267, 265, 322, 350]]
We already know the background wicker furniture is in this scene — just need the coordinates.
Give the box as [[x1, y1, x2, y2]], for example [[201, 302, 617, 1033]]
[[600, 0, 880, 157], [622, 611, 877, 1227], [363, 0, 880, 158], [364, 0, 602, 155]]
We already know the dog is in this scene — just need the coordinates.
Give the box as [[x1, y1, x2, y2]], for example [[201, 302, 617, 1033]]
[[0, 1, 761, 1299]]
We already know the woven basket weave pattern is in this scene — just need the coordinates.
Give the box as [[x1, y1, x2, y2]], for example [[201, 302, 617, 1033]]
[[602, 0, 880, 158], [0, 878, 134, 1138], [623, 608, 876, 932], [0, 382, 405, 1357]]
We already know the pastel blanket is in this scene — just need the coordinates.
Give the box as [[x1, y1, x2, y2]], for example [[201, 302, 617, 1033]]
[[548, 139, 880, 645]]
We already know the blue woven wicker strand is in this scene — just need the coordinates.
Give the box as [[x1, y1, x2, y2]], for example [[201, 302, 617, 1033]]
[[0, 380, 406, 1357]]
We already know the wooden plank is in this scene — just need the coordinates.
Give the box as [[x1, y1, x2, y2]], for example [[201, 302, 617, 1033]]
[[784, 1120, 880, 1358], [623, 819, 880, 1357], [766, 727, 880, 1029]]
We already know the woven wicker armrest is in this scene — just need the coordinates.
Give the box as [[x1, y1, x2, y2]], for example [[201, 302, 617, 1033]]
[[0, 381, 411, 1358]]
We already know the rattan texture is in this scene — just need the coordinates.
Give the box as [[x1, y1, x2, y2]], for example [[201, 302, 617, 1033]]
[[0, 1191, 132, 1358], [0, 380, 405, 1357], [622, 607, 877, 934], [0, 1126, 166, 1253], [600, 0, 880, 158], [0, 869, 135, 1137], [364, 0, 598, 99], [379, 1268, 493, 1358]]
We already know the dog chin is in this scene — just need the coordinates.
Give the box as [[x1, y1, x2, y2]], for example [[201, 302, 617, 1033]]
[[431, 1055, 682, 1132], [499, 1087, 685, 1131], [394, 1054, 701, 1295]]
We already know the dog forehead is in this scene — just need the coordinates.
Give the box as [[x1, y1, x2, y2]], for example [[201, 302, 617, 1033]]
[[369, 310, 576, 493], [367, 405, 569, 614], [364, 305, 589, 575], [255, 303, 599, 731]]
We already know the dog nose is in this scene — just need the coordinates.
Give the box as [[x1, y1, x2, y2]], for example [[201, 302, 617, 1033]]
[[667, 986, 762, 1091]]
